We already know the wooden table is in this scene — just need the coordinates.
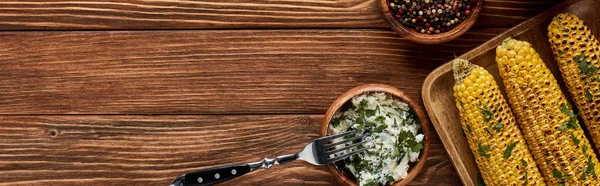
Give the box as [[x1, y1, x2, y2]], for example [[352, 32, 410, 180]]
[[0, 1, 563, 185]]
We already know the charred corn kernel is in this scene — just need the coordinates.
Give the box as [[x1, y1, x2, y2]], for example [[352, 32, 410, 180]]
[[548, 13, 600, 153], [496, 38, 600, 185], [452, 59, 545, 186]]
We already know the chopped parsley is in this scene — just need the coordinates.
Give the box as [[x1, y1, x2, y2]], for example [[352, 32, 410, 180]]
[[479, 105, 501, 135], [480, 105, 495, 123], [493, 123, 504, 131], [484, 127, 494, 136], [386, 176, 395, 183], [478, 143, 491, 158], [552, 169, 572, 179], [359, 99, 368, 108], [521, 159, 528, 185], [375, 124, 388, 133], [583, 145, 588, 154], [332, 117, 341, 128], [581, 155, 598, 180], [558, 50, 565, 55], [466, 124, 473, 134], [586, 89, 594, 101], [504, 141, 518, 158], [558, 124, 569, 131], [411, 141, 425, 152], [570, 132, 580, 147], [374, 116, 386, 124], [477, 174, 486, 186], [330, 93, 426, 186], [365, 109, 377, 117], [589, 156, 598, 180], [559, 104, 579, 131], [575, 54, 599, 82]]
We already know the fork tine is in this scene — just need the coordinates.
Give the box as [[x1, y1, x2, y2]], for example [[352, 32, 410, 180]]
[[326, 147, 369, 164], [324, 132, 369, 148], [326, 139, 368, 155], [318, 130, 360, 142]]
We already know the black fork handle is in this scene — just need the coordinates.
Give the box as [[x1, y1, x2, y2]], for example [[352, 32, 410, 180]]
[[170, 154, 298, 186], [170, 164, 250, 186]]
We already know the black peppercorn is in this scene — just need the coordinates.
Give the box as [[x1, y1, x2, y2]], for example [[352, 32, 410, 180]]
[[389, 0, 473, 34]]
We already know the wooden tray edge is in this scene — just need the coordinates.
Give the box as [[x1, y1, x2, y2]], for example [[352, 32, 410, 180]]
[[421, 0, 584, 185]]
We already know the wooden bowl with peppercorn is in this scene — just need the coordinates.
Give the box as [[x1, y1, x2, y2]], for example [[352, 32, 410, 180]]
[[321, 84, 430, 186], [380, 0, 483, 45]]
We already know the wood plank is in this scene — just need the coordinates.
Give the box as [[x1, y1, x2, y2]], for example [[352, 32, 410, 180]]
[[0, 28, 504, 114], [0, 115, 460, 185], [0, 0, 561, 30]]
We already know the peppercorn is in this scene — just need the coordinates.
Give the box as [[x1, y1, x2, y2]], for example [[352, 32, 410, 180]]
[[389, 0, 476, 34]]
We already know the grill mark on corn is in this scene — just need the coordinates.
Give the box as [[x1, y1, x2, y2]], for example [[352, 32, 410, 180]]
[[548, 13, 600, 162], [497, 37, 600, 185], [452, 59, 545, 185]]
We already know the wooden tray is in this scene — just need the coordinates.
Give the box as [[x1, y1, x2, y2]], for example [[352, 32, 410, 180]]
[[421, 0, 600, 185]]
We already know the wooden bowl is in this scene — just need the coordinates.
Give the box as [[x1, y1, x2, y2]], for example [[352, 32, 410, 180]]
[[379, 0, 483, 45], [320, 84, 430, 186]]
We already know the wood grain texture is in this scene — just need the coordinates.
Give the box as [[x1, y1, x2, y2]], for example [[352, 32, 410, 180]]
[[0, 0, 561, 30], [422, 0, 597, 185], [0, 0, 567, 185], [0, 115, 460, 186], [0, 28, 504, 115]]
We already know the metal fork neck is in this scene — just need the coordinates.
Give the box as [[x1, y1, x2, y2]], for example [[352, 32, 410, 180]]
[[248, 154, 298, 171]]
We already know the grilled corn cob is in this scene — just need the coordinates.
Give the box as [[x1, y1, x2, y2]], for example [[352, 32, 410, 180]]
[[496, 38, 600, 185], [548, 13, 600, 153], [452, 59, 545, 186]]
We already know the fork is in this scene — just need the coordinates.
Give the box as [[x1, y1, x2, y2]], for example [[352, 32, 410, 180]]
[[170, 130, 370, 186]]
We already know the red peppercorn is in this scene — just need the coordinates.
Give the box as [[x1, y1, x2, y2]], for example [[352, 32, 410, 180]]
[[452, 6, 457, 11], [465, 10, 471, 15], [466, 5, 471, 10], [437, 25, 441, 29]]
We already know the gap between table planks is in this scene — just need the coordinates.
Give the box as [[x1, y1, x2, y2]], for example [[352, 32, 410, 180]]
[[0, 115, 458, 186], [0, 0, 561, 30]]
